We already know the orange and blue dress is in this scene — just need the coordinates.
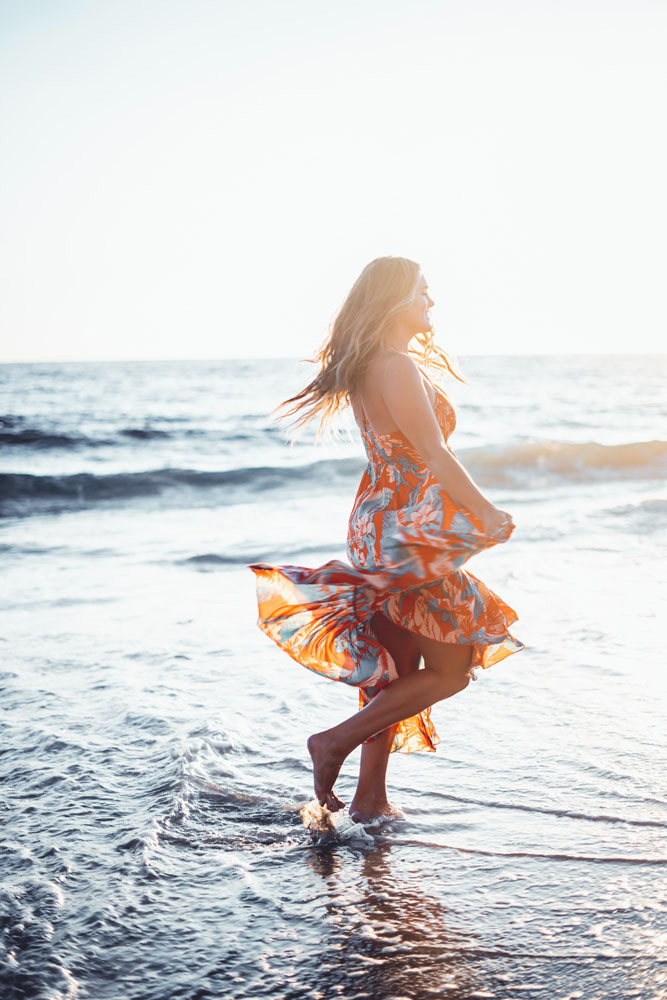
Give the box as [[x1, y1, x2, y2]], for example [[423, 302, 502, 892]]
[[249, 370, 523, 753]]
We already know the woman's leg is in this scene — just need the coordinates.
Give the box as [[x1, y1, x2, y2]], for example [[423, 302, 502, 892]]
[[348, 612, 421, 821], [308, 632, 474, 810], [348, 723, 398, 819]]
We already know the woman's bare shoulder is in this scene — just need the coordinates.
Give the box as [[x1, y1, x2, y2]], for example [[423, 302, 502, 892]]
[[351, 352, 435, 433], [368, 352, 435, 403], [364, 350, 421, 386]]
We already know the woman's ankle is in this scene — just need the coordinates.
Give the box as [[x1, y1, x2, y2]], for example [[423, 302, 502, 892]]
[[349, 789, 389, 809], [348, 796, 392, 821]]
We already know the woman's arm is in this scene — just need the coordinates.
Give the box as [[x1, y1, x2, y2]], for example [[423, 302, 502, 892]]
[[380, 353, 510, 529]]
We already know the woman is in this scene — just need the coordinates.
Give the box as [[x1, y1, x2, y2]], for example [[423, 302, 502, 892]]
[[250, 256, 523, 820]]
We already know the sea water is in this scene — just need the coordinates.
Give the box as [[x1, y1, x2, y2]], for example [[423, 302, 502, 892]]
[[1, 355, 666, 1000]]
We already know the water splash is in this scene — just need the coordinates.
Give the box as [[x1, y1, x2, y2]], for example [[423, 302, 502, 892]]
[[300, 800, 376, 846]]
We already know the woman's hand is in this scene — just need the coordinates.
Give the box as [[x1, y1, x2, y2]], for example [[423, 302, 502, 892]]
[[478, 504, 514, 538]]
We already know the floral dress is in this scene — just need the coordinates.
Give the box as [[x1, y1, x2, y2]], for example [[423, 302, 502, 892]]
[[249, 371, 524, 753]]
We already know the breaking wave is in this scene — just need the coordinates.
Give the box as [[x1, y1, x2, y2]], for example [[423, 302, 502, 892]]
[[2, 438, 665, 517], [0, 458, 364, 517], [463, 438, 667, 486]]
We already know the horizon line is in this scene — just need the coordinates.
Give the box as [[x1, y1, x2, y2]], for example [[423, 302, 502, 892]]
[[2, 350, 666, 365]]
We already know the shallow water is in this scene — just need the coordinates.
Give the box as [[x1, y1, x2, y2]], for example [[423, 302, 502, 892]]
[[1, 355, 666, 999]]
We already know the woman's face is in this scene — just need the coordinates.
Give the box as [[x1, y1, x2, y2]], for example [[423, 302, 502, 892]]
[[402, 274, 434, 335]]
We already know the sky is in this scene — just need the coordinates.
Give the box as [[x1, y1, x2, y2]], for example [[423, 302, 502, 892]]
[[1, 0, 665, 361]]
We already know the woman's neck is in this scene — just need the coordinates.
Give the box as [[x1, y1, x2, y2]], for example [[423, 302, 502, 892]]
[[385, 334, 413, 355]]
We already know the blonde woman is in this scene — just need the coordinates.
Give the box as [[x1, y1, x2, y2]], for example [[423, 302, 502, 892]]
[[250, 256, 523, 821]]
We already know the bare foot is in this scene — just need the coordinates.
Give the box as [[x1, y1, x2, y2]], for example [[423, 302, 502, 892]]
[[307, 732, 347, 811]]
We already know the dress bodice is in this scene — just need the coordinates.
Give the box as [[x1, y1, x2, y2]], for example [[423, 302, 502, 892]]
[[359, 381, 456, 465]]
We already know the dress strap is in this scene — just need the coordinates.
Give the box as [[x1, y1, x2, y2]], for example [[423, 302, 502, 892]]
[[354, 396, 370, 433], [417, 363, 435, 388]]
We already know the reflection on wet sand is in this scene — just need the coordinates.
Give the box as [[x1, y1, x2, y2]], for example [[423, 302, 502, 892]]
[[299, 841, 490, 999]]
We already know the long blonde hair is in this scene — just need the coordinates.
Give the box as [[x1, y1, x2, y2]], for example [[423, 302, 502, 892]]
[[278, 256, 466, 437]]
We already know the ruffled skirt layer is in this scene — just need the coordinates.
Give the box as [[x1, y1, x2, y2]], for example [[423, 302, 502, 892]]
[[249, 511, 524, 753]]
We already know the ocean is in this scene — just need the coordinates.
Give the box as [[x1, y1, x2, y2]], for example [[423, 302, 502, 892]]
[[1, 354, 666, 1000]]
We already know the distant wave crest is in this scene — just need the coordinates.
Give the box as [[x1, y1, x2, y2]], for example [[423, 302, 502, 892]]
[[0, 416, 288, 449], [464, 438, 667, 486], [0, 421, 166, 448], [0, 427, 108, 448]]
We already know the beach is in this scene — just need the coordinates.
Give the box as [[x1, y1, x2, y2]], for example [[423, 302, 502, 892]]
[[1, 354, 666, 1000]]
